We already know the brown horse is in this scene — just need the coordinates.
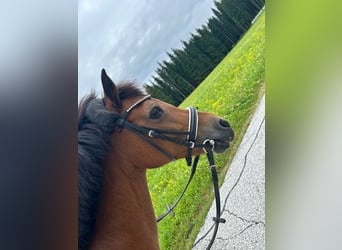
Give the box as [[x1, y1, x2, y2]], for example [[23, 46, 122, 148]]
[[78, 69, 234, 250]]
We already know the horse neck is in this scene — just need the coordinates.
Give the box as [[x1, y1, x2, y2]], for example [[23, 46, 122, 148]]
[[88, 152, 160, 250]]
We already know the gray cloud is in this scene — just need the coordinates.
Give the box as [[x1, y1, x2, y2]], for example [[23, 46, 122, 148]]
[[78, 0, 215, 100]]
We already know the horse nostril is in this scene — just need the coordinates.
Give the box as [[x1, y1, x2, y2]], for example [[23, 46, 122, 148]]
[[219, 119, 230, 128]]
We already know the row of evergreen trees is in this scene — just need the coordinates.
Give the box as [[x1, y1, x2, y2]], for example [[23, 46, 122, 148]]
[[144, 0, 265, 105]]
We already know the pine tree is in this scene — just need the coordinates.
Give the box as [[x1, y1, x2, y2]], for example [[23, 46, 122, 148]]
[[146, 0, 265, 104]]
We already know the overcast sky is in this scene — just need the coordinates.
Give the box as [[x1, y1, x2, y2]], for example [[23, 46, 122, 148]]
[[78, 0, 216, 100]]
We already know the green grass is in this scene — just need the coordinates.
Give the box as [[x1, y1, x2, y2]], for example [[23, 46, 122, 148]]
[[147, 12, 265, 250]]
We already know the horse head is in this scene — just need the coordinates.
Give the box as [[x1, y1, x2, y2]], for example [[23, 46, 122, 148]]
[[94, 69, 234, 169]]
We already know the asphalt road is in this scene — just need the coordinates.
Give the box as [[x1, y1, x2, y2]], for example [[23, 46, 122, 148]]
[[193, 94, 265, 250]]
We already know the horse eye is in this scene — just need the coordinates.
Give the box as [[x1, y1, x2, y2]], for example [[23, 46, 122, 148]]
[[149, 106, 163, 120]]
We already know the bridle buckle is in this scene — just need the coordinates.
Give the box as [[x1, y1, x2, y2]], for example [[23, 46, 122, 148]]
[[148, 130, 155, 137], [189, 141, 195, 149]]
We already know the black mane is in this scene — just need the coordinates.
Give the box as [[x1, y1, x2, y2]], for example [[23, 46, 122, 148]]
[[78, 82, 146, 250]]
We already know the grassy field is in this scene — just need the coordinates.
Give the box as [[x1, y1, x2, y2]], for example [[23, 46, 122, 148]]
[[147, 12, 265, 250]]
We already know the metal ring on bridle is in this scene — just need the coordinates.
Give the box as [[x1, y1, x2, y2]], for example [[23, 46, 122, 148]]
[[202, 139, 215, 153]]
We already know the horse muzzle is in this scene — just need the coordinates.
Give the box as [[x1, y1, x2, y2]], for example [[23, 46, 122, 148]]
[[199, 118, 234, 153]]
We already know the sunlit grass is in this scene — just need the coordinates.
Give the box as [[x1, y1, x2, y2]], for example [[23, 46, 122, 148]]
[[147, 12, 265, 250]]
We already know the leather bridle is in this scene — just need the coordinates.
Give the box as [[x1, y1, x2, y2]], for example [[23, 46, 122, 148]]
[[86, 95, 225, 249], [116, 95, 203, 166]]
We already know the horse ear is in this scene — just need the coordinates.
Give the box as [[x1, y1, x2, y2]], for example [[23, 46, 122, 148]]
[[101, 69, 121, 108]]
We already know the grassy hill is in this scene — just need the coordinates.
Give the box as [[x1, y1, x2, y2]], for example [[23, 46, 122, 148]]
[[147, 11, 265, 250]]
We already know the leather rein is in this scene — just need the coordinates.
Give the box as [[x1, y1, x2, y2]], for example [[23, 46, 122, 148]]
[[96, 95, 225, 249]]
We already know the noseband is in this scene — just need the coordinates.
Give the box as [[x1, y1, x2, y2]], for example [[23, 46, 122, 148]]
[[86, 95, 225, 249]]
